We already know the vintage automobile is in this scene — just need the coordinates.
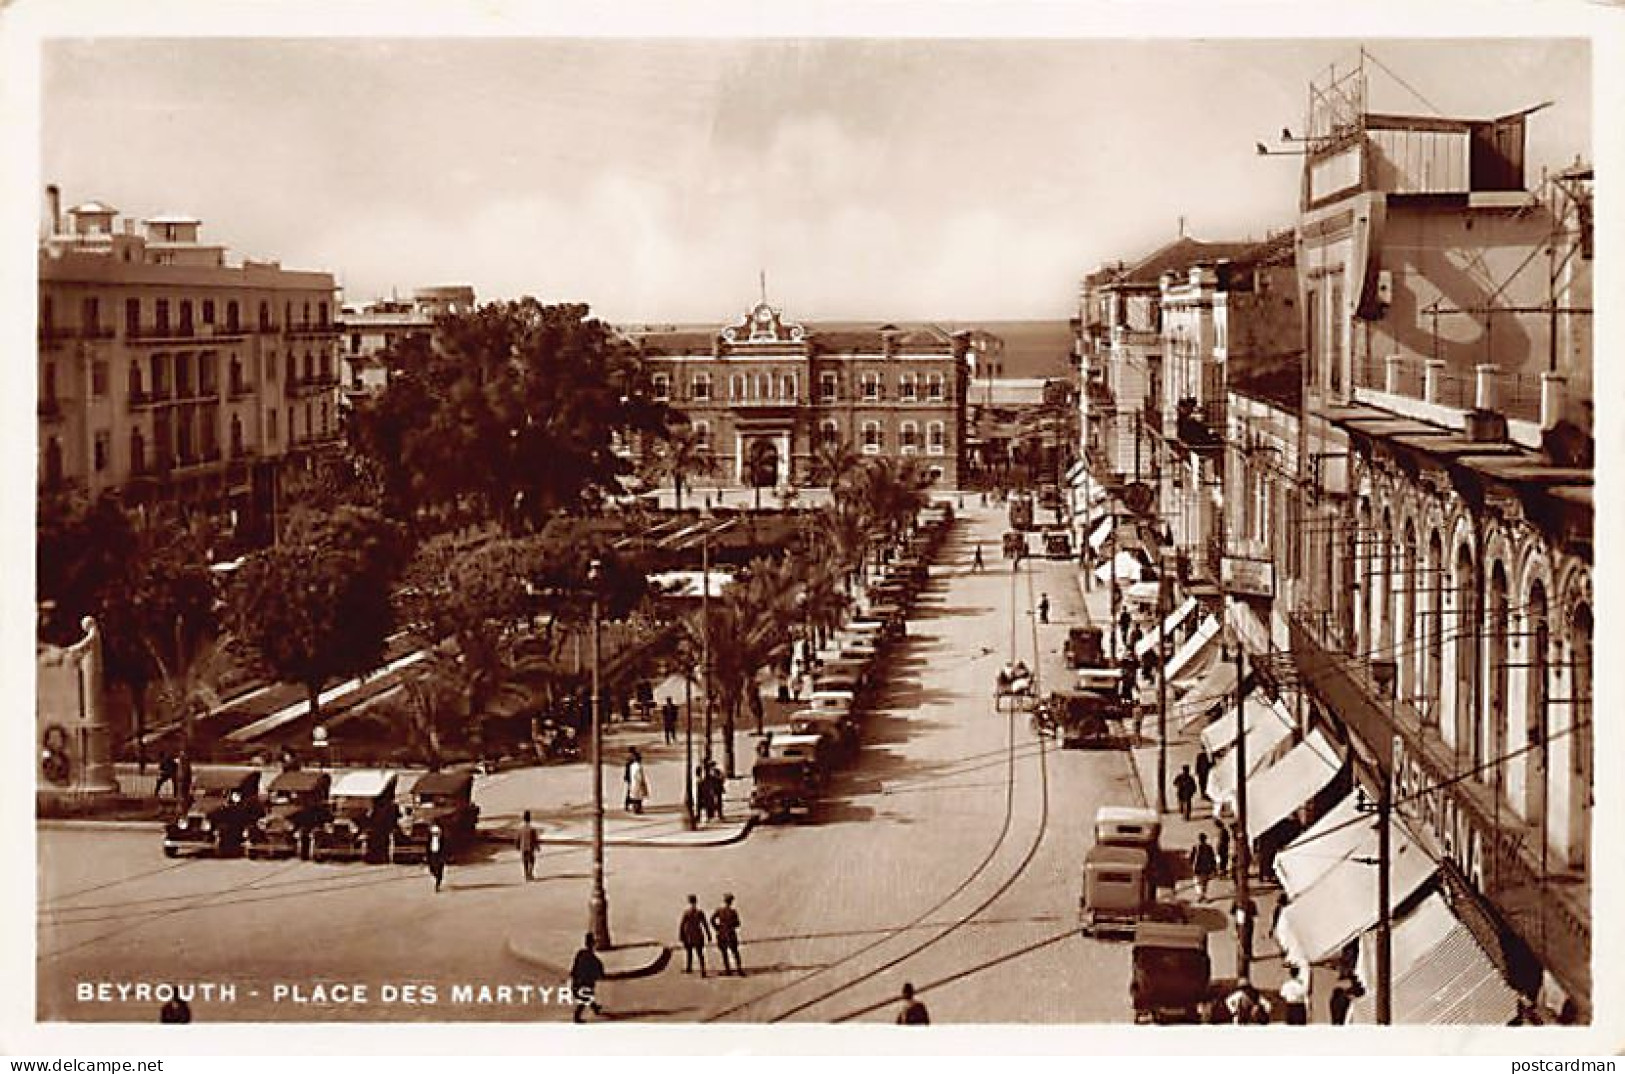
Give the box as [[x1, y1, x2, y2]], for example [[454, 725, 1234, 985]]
[[1035, 690, 1118, 749], [750, 756, 819, 822], [807, 688, 857, 715], [1096, 804, 1162, 850], [1080, 843, 1153, 938], [788, 712, 858, 760], [245, 769, 332, 860], [867, 603, 908, 637], [769, 733, 835, 782], [839, 635, 881, 661], [1002, 530, 1030, 560], [818, 657, 872, 693], [1064, 626, 1106, 669], [310, 769, 399, 864], [1130, 922, 1212, 1023], [1008, 494, 1035, 531], [1042, 529, 1074, 560], [392, 770, 481, 864], [163, 768, 263, 858]]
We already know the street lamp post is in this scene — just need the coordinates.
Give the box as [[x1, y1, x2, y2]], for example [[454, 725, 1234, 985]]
[[1226, 619, 1251, 981], [1155, 556, 1170, 815], [587, 559, 612, 950], [682, 667, 696, 831], [701, 519, 714, 765]]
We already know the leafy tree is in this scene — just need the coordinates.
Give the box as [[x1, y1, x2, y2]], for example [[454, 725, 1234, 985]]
[[226, 508, 402, 725], [642, 422, 714, 511], [349, 299, 674, 533]]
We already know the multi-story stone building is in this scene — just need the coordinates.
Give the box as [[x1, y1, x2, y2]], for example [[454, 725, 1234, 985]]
[[37, 190, 342, 544], [1276, 64, 1593, 1021], [630, 299, 970, 489], [337, 285, 476, 404]]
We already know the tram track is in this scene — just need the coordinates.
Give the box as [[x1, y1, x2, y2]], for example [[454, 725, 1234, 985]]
[[709, 548, 1055, 1023]]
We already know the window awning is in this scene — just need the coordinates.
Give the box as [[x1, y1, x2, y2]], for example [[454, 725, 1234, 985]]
[[1165, 614, 1220, 683], [1347, 893, 1522, 1025], [1176, 659, 1240, 729], [1135, 596, 1198, 659], [1275, 816, 1435, 967], [1243, 728, 1344, 842], [1205, 699, 1295, 809]]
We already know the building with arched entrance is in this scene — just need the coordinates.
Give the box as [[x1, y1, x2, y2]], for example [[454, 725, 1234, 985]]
[[630, 300, 969, 491]]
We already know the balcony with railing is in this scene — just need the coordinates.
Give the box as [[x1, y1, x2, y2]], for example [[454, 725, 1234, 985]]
[[1353, 352, 1548, 424]]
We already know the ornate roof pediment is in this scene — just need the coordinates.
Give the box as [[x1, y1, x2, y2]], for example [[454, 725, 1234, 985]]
[[722, 302, 806, 346]]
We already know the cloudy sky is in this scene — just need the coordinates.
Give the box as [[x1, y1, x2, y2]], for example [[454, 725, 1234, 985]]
[[39, 31, 1593, 322]]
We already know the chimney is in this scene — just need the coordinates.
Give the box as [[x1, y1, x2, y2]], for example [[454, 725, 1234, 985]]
[[45, 184, 60, 235]]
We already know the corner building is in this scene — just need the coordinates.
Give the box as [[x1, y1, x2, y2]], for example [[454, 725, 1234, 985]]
[[633, 301, 969, 488]]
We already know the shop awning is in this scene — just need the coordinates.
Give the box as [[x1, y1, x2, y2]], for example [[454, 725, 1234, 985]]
[[1243, 728, 1344, 842], [1275, 817, 1436, 967], [1347, 893, 1522, 1025], [1125, 581, 1160, 605], [1274, 794, 1369, 896], [1164, 614, 1220, 683], [1176, 659, 1240, 728], [1087, 515, 1114, 553], [1135, 596, 1198, 659], [1093, 550, 1149, 584], [1206, 700, 1295, 808]]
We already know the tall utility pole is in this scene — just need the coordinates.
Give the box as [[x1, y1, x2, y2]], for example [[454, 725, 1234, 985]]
[[1375, 764, 1393, 1025], [701, 523, 713, 765], [587, 559, 611, 950], [1155, 558, 1170, 815], [1232, 626, 1251, 980]]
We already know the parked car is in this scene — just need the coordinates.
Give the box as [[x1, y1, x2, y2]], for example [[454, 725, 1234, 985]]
[[750, 757, 818, 822], [788, 712, 859, 760], [1130, 922, 1212, 1023], [245, 770, 331, 860], [392, 770, 480, 863], [1064, 626, 1106, 669], [163, 768, 263, 858], [310, 770, 398, 864], [1043, 529, 1073, 559]]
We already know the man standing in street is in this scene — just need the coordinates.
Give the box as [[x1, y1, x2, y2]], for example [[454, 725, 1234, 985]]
[[154, 752, 178, 800], [711, 893, 744, 976], [569, 933, 605, 1022], [679, 894, 712, 977], [972, 543, 984, 573], [516, 810, 538, 882], [1195, 749, 1214, 800], [1280, 964, 1310, 1025], [1174, 765, 1198, 820], [1216, 822, 1232, 877], [1232, 891, 1258, 962], [1037, 592, 1050, 624], [661, 698, 679, 746], [1190, 831, 1218, 902], [896, 983, 930, 1024], [626, 748, 649, 815], [427, 824, 446, 893]]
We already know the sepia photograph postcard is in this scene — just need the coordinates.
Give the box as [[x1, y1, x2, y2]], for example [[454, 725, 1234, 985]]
[[4, 0, 1621, 1058]]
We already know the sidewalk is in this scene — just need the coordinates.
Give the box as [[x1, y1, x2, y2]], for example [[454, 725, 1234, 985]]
[[1072, 565, 1341, 1025]]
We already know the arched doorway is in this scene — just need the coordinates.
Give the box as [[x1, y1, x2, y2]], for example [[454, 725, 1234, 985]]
[[746, 436, 780, 507], [1568, 601, 1591, 869], [1424, 530, 1444, 728], [1485, 560, 1509, 790], [1454, 542, 1477, 768], [1524, 580, 1550, 830]]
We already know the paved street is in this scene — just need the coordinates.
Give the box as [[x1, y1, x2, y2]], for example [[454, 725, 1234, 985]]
[[38, 505, 1150, 1024]]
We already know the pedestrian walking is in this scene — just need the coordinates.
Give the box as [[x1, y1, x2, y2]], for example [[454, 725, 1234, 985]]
[[626, 749, 649, 815], [159, 993, 192, 1024], [1280, 965, 1310, 1025], [153, 752, 178, 799], [1232, 891, 1258, 959], [972, 543, 984, 572], [711, 893, 744, 976], [1328, 975, 1356, 1025], [1118, 608, 1133, 648], [1127, 623, 1143, 656], [516, 810, 538, 882], [569, 933, 605, 1022], [1194, 749, 1214, 799], [427, 825, 446, 892], [1271, 890, 1291, 943], [1216, 823, 1232, 877], [896, 983, 930, 1024], [662, 698, 679, 745], [1224, 979, 1269, 1025], [622, 752, 634, 811], [679, 894, 712, 977], [1038, 592, 1050, 624], [1174, 765, 1197, 820], [706, 762, 727, 821], [1190, 832, 1218, 902]]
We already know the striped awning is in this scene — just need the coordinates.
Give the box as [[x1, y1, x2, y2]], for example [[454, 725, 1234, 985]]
[[1176, 659, 1239, 728], [1205, 699, 1295, 810], [1135, 596, 1198, 659], [1348, 893, 1522, 1025], [1274, 794, 1371, 897], [1164, 614, 1219, 682]]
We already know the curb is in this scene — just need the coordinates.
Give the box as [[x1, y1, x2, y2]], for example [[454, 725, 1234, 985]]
[[531, 816, 756, 850], [37, 818, 163, 833], [504, 936, 671, 981]]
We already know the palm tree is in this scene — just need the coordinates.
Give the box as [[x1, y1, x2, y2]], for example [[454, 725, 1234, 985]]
[[650, 425, 715, 511], [147, 631, 236, 754], [705, 556, 800, 776], [811, 438, 865, 504]]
